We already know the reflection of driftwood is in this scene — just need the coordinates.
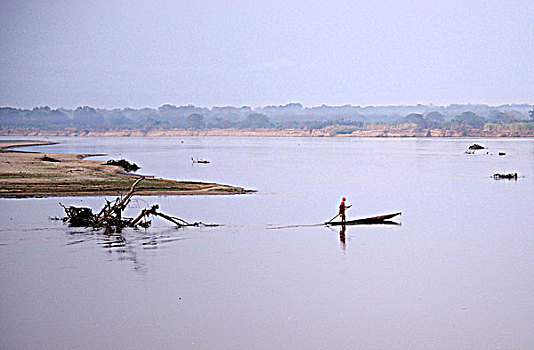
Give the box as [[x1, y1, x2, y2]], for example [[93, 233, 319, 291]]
[[60, 177, 208, 229]]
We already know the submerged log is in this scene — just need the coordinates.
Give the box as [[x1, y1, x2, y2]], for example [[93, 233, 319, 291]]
[[128, 204, 201, 227]]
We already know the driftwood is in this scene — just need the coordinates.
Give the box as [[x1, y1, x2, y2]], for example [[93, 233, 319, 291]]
[[191, 157, 210, 164], [41, 155, 61, 162], [493, 172, 518, 180], [60, 177, 208, 229]]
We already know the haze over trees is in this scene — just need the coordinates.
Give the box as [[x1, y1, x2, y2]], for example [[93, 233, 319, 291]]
[[1, 103, 533, 136]]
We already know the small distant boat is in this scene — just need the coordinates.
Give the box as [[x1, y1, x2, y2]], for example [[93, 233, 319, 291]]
[[327, 212, 401, 226], [191, 157, 210, 164]]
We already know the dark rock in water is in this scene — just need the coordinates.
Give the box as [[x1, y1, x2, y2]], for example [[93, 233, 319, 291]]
[[41, 155, 61, 162], [493, 172, 518, 180], [191, 157, 210, 164], [106, 159, 140, 172], [468, 143, 485, 150]]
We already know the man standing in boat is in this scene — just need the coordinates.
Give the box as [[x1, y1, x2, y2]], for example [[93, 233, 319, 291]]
[[339, 197, 351, 224]]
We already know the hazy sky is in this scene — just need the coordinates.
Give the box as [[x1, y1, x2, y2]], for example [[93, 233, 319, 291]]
[[1, 1, 533, 109]]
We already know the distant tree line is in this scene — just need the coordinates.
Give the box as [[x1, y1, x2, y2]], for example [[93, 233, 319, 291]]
[[1, 104, 533, 133]]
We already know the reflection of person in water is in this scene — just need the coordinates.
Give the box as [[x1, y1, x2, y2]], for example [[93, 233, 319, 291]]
[[339, 226, 346, 250]]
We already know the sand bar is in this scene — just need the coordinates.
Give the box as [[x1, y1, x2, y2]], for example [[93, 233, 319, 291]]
[[0, 140, 252, 198]]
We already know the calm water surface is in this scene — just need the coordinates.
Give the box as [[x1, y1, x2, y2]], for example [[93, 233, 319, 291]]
[[1, 137, 533, 349]]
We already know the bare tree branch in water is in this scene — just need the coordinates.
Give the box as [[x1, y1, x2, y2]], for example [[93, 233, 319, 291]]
[[60, 177, 214, 230]]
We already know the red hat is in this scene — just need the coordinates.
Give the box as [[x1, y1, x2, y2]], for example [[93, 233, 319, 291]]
[[342, 197, 346, 201]]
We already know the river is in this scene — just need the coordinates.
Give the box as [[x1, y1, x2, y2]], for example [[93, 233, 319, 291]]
[[1, 136, 533, 349]]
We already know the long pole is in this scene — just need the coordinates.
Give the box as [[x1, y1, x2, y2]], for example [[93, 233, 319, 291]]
[[325, 206, 352, 224], [325, 213, 340, 224]]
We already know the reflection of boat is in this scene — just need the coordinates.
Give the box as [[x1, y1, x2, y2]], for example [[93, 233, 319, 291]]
[[327, 212, 401, 226], [191, 157, 210, 164]]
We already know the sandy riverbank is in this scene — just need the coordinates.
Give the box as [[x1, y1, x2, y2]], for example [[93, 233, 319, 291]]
[[0, 141, 252, 198], [2, 123, 534, 137]]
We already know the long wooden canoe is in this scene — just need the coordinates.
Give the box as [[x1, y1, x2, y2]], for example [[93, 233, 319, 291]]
[[326, 212, 401, 226]]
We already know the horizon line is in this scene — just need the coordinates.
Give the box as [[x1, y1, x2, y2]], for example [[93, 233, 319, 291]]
[[2, 101, 533, 111]]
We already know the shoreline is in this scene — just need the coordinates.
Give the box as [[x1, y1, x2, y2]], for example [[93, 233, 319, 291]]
[[1, 140, 59, 150], [0, 141, 253, 198], [2, 119, 534, 139], [2, 126, 533, 137]]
